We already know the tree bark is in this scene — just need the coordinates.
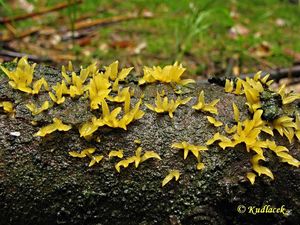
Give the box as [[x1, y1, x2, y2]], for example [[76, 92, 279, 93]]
[[0, 63, 299, 225]]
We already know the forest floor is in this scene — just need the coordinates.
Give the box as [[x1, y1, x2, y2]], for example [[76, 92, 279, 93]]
[[1, 0, 300, 79]]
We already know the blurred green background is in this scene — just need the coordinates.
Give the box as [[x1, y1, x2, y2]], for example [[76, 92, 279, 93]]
[[0, 0, 300, 78]]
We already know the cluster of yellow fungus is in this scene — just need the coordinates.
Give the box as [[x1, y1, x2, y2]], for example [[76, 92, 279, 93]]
[[115, 147, 161, 172], [79, 97, 144, 138], [171, 141, 208, 160], [171, 141, 208, 173], [0, 57, 49, 94], [145, 92, 191, 118], [220, 73, 300, 184], [192, 90, 220, 115], [138, 62, 195, 85], [69, 148, 104, 167]]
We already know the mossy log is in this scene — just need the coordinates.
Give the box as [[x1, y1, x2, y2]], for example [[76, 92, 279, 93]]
[[0, 63, 299, 225]]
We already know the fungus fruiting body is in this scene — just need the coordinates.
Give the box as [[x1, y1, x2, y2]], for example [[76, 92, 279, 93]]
[[139, 62, 195, 85], [0, 101, 14, 113], [162, 170, 180, 187], [69, 148, 104, 167], [35, 118, 72, 137], [192, 90, 219, 114], [115, 147, 161, 172], [145, 92, 191, 118]]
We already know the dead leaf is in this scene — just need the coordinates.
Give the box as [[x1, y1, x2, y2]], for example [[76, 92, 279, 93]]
[[228, 24, 249, 39], [249, 41, 272, 58], [284, 48, 300, 62], [275, 18, 286, 27]]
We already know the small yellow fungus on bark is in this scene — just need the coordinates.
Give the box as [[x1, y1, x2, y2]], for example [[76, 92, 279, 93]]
[[171, 141, 208, 159], [232, 102, 240, 122], [246, 172, 256, 185], [225, 124, 237, 134], [88, 73, 111, 110], [250, 154, 274, 180], [206, 116, 223, 127], [35, 118, 71, 137], [69, 148, 103, 167], [115, 147, 161, 172], [139, 62, 195, 85], [196, 163, 205, 170], [192, 90, 219, 115], [79, 117, 102, 138], [26, 101, 50, 115], [0, 101, 14, 113], [224, 79, 234, 93], [1, 56, 35, 93], [108, 150, 124, 159], [49, 81, 69, 104], [145, 92, 191, 118], [162, 170, 180, 187], [107, 87, 131, 103]]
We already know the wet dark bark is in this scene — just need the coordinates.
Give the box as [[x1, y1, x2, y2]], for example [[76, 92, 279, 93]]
[[0, 63, 299, 225]]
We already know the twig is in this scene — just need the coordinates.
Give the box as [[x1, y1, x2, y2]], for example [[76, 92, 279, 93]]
[[73, 13, 152, 31], [0, 28, 40, 42], [0, 0, 83, 24], [0, 49, 52, 63], [240, 65, 300, 81]]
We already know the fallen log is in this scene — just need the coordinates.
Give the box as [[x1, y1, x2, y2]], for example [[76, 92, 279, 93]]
[[0, 61, 299, 225]]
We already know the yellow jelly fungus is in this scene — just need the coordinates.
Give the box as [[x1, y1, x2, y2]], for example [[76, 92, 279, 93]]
[[295, 114, 300, 141], [206, 116, 223, 127], [171, 141, 208, 159], [206, 132, 229, 145], [69, 72, 86, 98], [232, 102, 240, 122], [233, 79, 243, 95], [69, 148, 103, 167], [225, 124, 237, 134], [196, 162, 205, 170], [108, 150, 124, 159], [26, 101, 50, 115], [277, 84, 300, 105], [1, 57, 49, 95], [250, 154, 274, 180], [162, 170, 180, 187], [107, 87, 131, 103], [266, 140, 300, 167], [140, 151, 162, 162], [79, 117, 102, 138], [88, 73, 111, 109], [0, 101, 14, 113], [145, 92, 191, 118], [115, 147, 161, 172], [32, 77, 49, 94], [100, 99, 123, 128], [134, 139, 141, 144], [49, 81, 69, 104], [35, 118, 72, 137], [139, 62, 195, 85], [112, 67, 133, 91], [224, 79, 234, 93], [192, 90, 219, 115], [246, 172, 256, 185], [119, 99, 145, 129], [271, 116, 296, 139], [1, 56, 35, 93]]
